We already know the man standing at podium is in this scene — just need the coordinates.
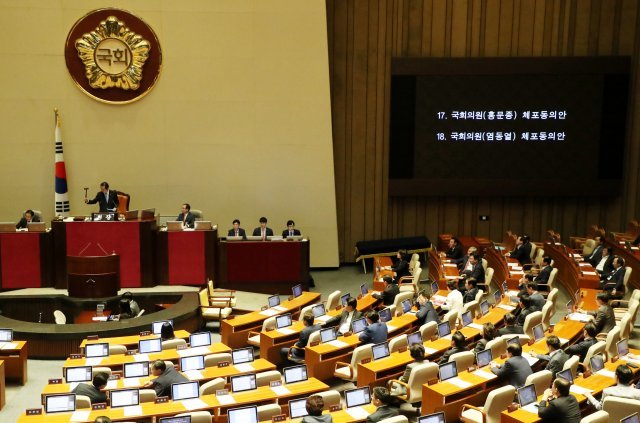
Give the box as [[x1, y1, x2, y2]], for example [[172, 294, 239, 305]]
[[85, 182, 118, 212], [176, 203, 195, 228]]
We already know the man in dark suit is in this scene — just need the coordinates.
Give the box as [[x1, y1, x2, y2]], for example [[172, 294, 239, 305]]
[[537, 377, 581, 423], [441, 237, 463, 260], [578, 293, 615, 335], [324, 297, 362, 335], [460, 253, 485, 286], [535, 336, 569, 379], [462, 278, 479, 304], [372, 276, 399, 307], [508, 235, 532, 265], [282, 312, 321, 362], [176, 203, 196, 228], [564, 323, 598, 362], [359, 310, 388, 345], [602, 256, 626, 297], [584, 236, 604, 267], [144, 360, 189, 398], [456, 246, 478, 270], [534, 256, 554, 284], [498, 313, 524, 336], [491, 343, 533, 388], [415, 290, 440, 326], [595, 247, 615, 279], [516, 294, 536, 327], [252, 216, 274, 238], [85, 181, 119, 212], [282, 220, 302, 238], [71, 372, 108, 404], [227, 219, 246, 238], [15, 209, 40, 229], [438, 332, 468, 364], [526, 282, 546, 312]]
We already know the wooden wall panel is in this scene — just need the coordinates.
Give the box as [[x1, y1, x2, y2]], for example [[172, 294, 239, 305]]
[[326, 0, 640, 263]]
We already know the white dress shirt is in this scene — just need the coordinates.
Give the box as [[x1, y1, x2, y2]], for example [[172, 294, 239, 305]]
[[441, 289, 464, 317]]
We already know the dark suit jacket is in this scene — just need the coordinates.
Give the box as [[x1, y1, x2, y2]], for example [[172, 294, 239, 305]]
[[590, 305, 616, 334], [463, 288, 479, 304], [359, 322, 388, 345], [282, 228, 301, 238], [461, 262, 485, 283], [586, 245, 603, 267], [473, 338, 489, 354], [252, 227, 274, 237], [324, 309, 363, 330], [529, 293, 546, 312], [87, 190, 119, 212], [291, 324, 322, 358], [565, 337, 597, 362], [445, 245, 464, 260], [71, 382, 107, 404], [498, 325, 524, 336], [516, 306, 536, 327], [596, 255, 614, 277], [416, 301, 440, 326], [227, 228, 247, 238], [455, 255, 470, 269], [511, 243, 532, 265], [538, 395, 581, 423], [439, 346, 469, 365], [176, 212, 196, 229], [491, 355, 533, 388], [535, 266, 553, 283], [151, 366, 189, 398], [537, 350, 569, 378], [367, 405, 400, 423], [373, 283, 399, 306], [604, 267, 625, 292], [392, 259, 410, 281], [16, 216, 40, 229]]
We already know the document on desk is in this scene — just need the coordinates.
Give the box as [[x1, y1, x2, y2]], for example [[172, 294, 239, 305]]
[[273, 306, 287, 312], [327, 340, 348, 348], [510, 271, 525, 276], [85, 358, 103, 366], [185, 370, 204, 380], [424, 347, 438, 355], [445, 275, 460, 280], [568, 313, 592, 322], [234, 363, 255, 372], [558, 338, 569, 345], [271, 385, 291, 395], [216, 394, 236, 405], [134, 354, 150, 362], [315, 315, 331, 323], [582, 271, 597, 276], [579, 262, 590, 267], [123, 405, 143, 417], [474, 369, 497, 380], [467, 323, 484, 331], [0, 342, 17, 350], [444, 263, 457, 268], [106, 380, 118, 389], [445, 377, 472, 388], [386, 325, 397, 332], [521, 403, 540, 414], [123, 378, 140, 387], [70, 410, 91, 422], [181, 398, 208, 411], [596, 369, 616, 379], [277, 328, 296, 335], [497, 304, 516, 311], [178, 346, 210, 357], [522, 353, 538, 366], [259, 309, 278, 317], [569, 385, 593, 395], [346, 406, 370, 420]]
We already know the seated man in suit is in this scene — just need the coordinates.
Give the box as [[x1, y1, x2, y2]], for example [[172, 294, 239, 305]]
[[415, 290, 440, 326], [252, 216, 273, 238], [498, 313, 524, 336], [324, 297, 362, 335], [176, 203, 196, 229], [507, 235, 532, 265], [538, 377, 581, 423], [439, 331, 468, 364], [71, 372, 108, 404], [391, 250, 411, 282], [578, 293, 616, 335], [367, 387, 400, 423], [462, 278, 479, 304], [516, 294, 536, 326], [282, 312, 321, 362], [473, 322, 498, 354], [456, 246, 478, 271], [282, 220, 301, 238], [459, 253, 484, 291], [372, 276, 399, 307], [595, 247, 614, 278], [85, 181, 119, 212], [601, 256, 626, 298], [359, 310, 388, 345], [534, 256, 554, 284], [564, 323, 598, 362], [227, 219, 246, 238], [491, 343, 533, 388], [440, 237, 463, 261], [526, 282, 546, 312], [535, 336, 569, 379], [585, 364, 640, 409], [302, 395, 331, 423], [584, 236, 605, 267], [16, 209, 40, 229], [517, 274, 534, 297], [144, 360, 189, 398]]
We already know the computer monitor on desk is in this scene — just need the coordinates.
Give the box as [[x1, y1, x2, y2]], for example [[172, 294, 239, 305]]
[[351, 318, 367, 334], [65, 366, 92, 383], [166, 221, 183, 231], [419, 412, 446, 423], [85, 343, 109, 358], [0, 328, 13, 342], [180, 355, 205, 372], [283, 364, 308, 384], [45, 394, 76, 413], [27, 222, 45, 232], [246, 236, 263, 241], [517, 384, 538, 407], [286, 235, 303, 241], [228, 406, 258, 423], [190, 332, 212, 348], [292, 284, 303, 298], [232, 347, 254, 365], [171, 381, 199, 401], [231, 374, 257, 393], [0, 223, 15, 232], [138, 338, 162, 354], [152, 320, 173, 334], [110, 388, 140, 408], [439, 361, 457, 381], [289, 397, 309, 418], [268, 295, 281, 308], [194, 221, 212, 230], [345, 386, 371, 408], [124, 362, 149, 379], [276, 313, 292, 329], [159, 416, 192, 423]]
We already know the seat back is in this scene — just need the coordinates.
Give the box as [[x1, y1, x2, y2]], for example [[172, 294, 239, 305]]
[[523, 311, 543, 339], [393, 291, 415, 311], [190, 209, 203, 220], [409, 253, 420, 272], [350, 345, 373, 376], [448, 351, 475, 370], [547, 268, 559, 288], [442, 310, 459, 329], [602, 397, 640, 423], [481, 258, 488, 271], [524, 370, 552, 397], [54, 310, 66, 324], [162, 338, 187, 350], [546, 288, 559, 305], [326, 290, 341, 310], [485, 267, 494, 286], [541, 302, 554, 330], [198, 289, 209, 307], [298, 304, 316, 321], [462, 300, 479, 318], [580, 410, 609, 423], [378, 416, 408, 423], [623, 267, 632, 293], [316, 390, 342, 410], [475, 289, 484, 303], [109, 344, 127, 355], [420, 321, 438, 340], [582, 239, 596, 255], [257, 404, 282, 422], [406, 362, 439, 403], [307, 330, 321, 345], [256, 370, 282, 387], [619, 313, 632, 340], [534, 248, 545, 266], [583, 341, 606, 369], [75, 395, 92, 409], [529, 243, 537, 260], [484, 385, 517, 423], [199, 378, 226, 396], [604, 326, 621, 360], [92, 367, 112, 378], [262, 316, 277, 332], [485, 337, 507, 358], [139, 389, 157, 403], [204, 353, 232, 368], [389, 335, 407, 354], [562, 355, 579, 379]]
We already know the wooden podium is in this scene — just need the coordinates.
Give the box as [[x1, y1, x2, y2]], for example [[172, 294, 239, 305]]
[[67, 254, 120, 298]]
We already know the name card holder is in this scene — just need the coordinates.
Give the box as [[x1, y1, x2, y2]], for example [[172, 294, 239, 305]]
[[139, 330, 151, 337], [288, 296, 294, 301], [48, 378, 63, 384], [261, 306, 268, 311], [26, 408, 42, 416], [177, 344, 188, 350], [218, 361, 230, 368], [126, 350, 138, 356], [87, 335, 99, 341], [216, 389, 230, 396], [343, 331, 353, 337], [270, 380, 282, 387], [108, 374, 120, 380], [427, 378, 438, 386], [310, 340, 320, 347], [361, 357, 371, 364], [272, 414, 287, 422], [70, 354, 83, 359], [92, 403, 107, 410], [335, 305, 343, 311], [398, 346, 408, 353], [155, 396, 169, 404], [329, 405, 342, 412]]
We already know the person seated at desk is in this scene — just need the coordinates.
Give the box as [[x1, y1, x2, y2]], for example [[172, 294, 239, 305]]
[[534, 256, 554, 284], [160, 321, 175, 341], [535, 336, 569, 379], [324, 297, 362, 335], [584, 236, 605, 267], [585, 364, 640, 409], [116, 299, 134, 320], [491, 343, 533, 388], [526, 282, 545, 312], [390, 344, 426, 395], [71, 372, 108, 404], [367, 387, 400, 423], [473, 323, 497, 354], [462, 278, 479, 304], [634, 233, 640, 247], [359, 310, 388, 345], [121, 291, 140, 316], [498, 313, 524, 336], [507, 235, 532, 266], [302, 395, 332, 423], [459, 254, 484, 291], [441, 279, 463, 317], [516, 294, 536, 327], [577, 292, 615, 335], [439, 332, 468, 364], [94, 417, 112, 423], [252, 216, 273, 238], [538, 377, 581, 423], [228, 219, 246, 238], [391, 250, 411, 282], [282, 220, 302, 238], [372, 276, 399, 307], [517, 274, 534, 297], [601, 256, 626, 298], [282, 312, 321, 363], [415, 290, 440, 326], [85, 181, 118, 212], [456, 246, 478, 271], [176, 203, 195, 229], [144, 359, 189, 398], [595, 247, 614, 278], [564, 323, 597, 362], [16, 209, 39, 229], [440, 237, 463, 261]]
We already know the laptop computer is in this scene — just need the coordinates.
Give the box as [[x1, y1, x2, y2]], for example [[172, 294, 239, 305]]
[[461, 311, 473, 327], [407, 331, 422, 346], [228, 406, 258, 423], [65, 366, 92, 383], [480, 300, 490, 316], [557, 369, 573, 384], [517, 384, 539, 410], [268, 295, 281, 308], [276, 313, 292, 329], [231, 373, 257, 393], [622, 413, 640, 423], [341, 293, 351, 307], [372, 342, 390, 360], [283, 364, 308, 384], [320, 328, 337, 343], [345, 386, 371, 408], [402, 299, 413, 313], [124, 362, 149, 379], [351, 318, 367, 334], [0, 223, 16, 232], [110, 388, 140, 408], [232, 347, 254, 365], [439, 361, 458, 381], [171, 381, 200, 401], [288, 397, 309, 419], [507, 336, 521, 347], [194, 221, 212, 230], [532, 324, 545, 342], [379, 307, 392, 323], [311, 304, 326, 318], [360, 283, 368, 296], [166, 221, 184, 232], [437, 322, 451, 338], [190, 332, 212, 348], [27, 222, 45, 232], [590, 355, 604, 372], [292, 284, 303, 298], [418, 412, 446, 423], [476, 349, 492, 368], [45, 394, 76, 413]]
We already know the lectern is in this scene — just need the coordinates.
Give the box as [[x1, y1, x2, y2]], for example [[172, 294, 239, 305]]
[[67, 254, 119, 298]]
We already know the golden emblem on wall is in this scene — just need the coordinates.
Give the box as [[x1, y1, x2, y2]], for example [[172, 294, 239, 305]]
[[75, 16, 150, 90], [65, 9, 162, 104]]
